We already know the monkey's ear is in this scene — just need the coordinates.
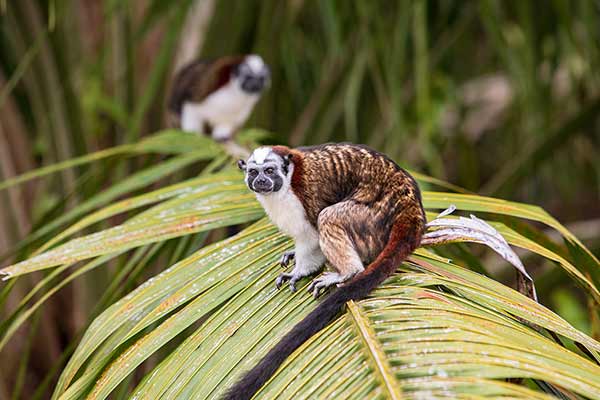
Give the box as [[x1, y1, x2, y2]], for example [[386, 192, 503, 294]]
[[283, 154, 293, 166], [237, 159, 247, 171]]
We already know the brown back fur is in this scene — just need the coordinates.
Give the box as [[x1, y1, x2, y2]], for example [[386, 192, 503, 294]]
[[273, 143, 426, 263]]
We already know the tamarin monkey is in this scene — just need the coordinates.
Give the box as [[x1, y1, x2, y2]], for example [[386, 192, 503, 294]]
[[229, 143, 426, 399], [168, 55, 270, 141]]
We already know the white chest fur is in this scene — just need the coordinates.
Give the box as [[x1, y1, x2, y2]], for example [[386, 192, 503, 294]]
[[256, 188, 318, 243], [183, 81, 259, 130]]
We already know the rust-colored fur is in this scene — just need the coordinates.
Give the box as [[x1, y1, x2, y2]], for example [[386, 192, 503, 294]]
[[273, 143, 425, 267], [168, 56, 245, 115]]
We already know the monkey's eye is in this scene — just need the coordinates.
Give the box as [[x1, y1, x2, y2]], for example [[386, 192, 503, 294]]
[[248, 169, 258, 176], [265, 167, 275, 175]]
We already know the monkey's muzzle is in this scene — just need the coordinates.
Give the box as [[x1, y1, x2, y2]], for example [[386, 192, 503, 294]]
[[251, 177, 273, 193], [241, 76, 267, 93]]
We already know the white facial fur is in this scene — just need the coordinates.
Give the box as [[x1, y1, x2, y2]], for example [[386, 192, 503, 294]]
[[245, 55, 266, 73], [244, 147, 286, 193], [251, 147, 272, 164]]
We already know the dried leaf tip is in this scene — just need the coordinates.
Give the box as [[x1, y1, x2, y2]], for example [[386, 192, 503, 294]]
[[434, 204, 457, 219], [423, 205, 537, 301]]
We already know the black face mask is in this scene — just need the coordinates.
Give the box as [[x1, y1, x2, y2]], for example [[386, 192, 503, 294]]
[[246, 169, 283, 194], [240, 76, 266, 93]]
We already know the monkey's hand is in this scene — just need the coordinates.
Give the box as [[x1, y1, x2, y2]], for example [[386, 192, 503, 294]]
[[275, 272, 303, 292], [279, 251, 295, 268], [276, 249, 325, 292]]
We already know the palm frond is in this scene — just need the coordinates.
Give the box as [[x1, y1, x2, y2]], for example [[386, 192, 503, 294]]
[[2, 154, 596, 398]]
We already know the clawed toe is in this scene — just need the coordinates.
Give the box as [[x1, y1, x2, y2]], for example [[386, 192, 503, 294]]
[[308, 273, 351, 298], [307, 277, 332, 298], [308, 280, 330, 298], [275, 272, 300, 292], [275, 273, 291, 289], [279, 251, 295, 268]]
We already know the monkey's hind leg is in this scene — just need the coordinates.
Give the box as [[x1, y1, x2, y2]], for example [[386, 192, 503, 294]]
[[309, 203, 365, 298]]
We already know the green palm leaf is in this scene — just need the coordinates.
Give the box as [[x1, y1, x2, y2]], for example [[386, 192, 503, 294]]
[[1, 171, 262, 278], [0, 130, 219, 192], [120, 250, 600, 400], [1, 142, 599, 400]]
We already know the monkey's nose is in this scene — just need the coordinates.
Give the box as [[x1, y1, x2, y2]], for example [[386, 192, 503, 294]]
[[253, 178, 272, 192], [242, 77, 265, 93]]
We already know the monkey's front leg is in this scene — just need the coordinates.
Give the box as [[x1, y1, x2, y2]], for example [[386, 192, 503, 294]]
[[276, 242, 325, 292]]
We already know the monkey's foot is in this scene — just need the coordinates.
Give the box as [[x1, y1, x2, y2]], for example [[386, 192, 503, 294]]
[[307, 272, 350, 298], [279, 251, 295, 268], [275, 272, 304, 292]]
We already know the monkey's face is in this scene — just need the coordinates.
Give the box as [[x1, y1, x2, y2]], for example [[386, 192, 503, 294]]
[[238, 147, 292, 195], [233, 55, 270, 94]]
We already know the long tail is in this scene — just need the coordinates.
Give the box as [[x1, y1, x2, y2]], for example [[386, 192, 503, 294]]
[[223, 214, 424, 400]]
